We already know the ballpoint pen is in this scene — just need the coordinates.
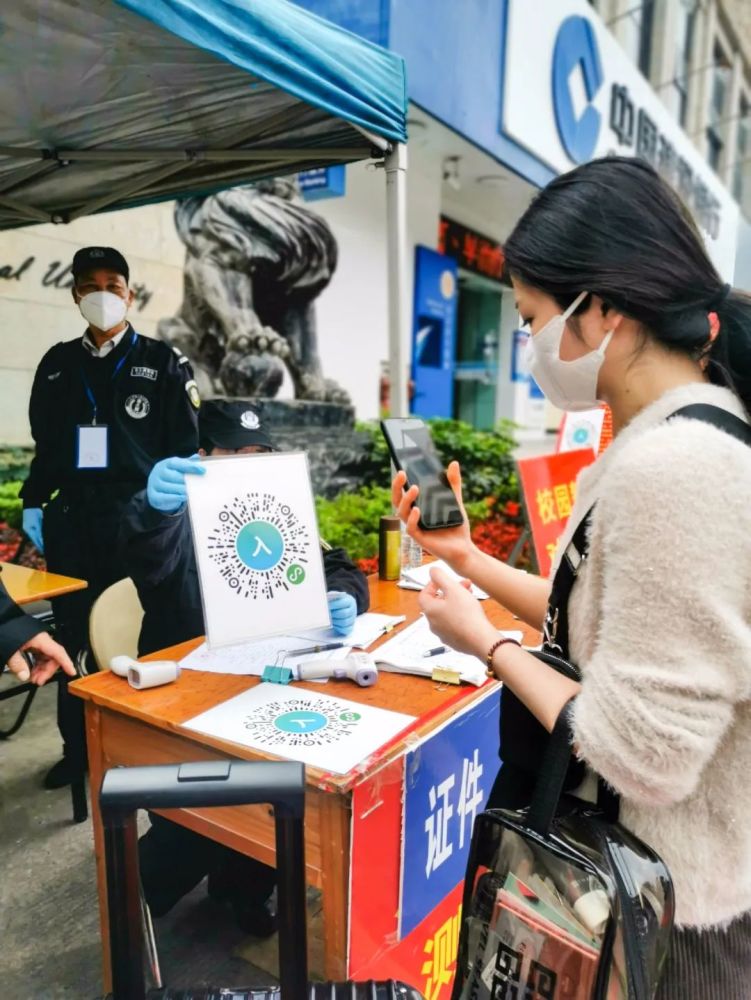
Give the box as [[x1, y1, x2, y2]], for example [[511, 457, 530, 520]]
[[289, 641, 345, 657], [422, 645, 447, 658]]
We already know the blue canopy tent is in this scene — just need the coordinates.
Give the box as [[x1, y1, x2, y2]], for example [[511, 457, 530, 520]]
[[0, 0, 410, 413]]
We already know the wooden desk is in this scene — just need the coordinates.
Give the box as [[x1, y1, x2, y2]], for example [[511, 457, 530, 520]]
[[0, 561, 88, 605], [72, 577, 539, 989]]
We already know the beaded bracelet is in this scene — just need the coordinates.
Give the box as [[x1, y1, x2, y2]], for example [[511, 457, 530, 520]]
[[485, 636, 522, 677]]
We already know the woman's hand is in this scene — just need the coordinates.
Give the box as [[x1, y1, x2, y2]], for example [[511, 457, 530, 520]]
[[391, 460, 477, 574], [418, 567, 497, 658]]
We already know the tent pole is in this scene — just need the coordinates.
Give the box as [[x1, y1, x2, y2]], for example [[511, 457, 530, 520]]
[[385, 143, 409, 418]]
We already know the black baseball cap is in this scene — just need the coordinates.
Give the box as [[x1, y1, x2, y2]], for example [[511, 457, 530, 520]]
[[199, 399, 276, 452], [71, 246, 130, 283]]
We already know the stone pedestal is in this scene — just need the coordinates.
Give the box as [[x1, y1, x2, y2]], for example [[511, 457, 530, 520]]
[[249, 398, 371, 498]]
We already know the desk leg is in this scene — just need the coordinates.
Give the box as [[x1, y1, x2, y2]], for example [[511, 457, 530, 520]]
[[319, 792, 351, 981], [85, 703, 113, 993]]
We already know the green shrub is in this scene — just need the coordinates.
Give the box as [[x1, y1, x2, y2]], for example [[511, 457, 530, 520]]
[[316, 486, 392, 562], [354, 418, 518, 506], [0, 480, 23, 529], [0, 448, 32, 485]]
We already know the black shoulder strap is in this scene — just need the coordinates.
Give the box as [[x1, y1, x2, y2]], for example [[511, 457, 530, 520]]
[[669, 403, 751, 448], [542, 510, 592, 660]]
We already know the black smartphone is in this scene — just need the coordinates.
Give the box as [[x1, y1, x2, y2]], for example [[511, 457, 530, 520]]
[[381, 417, 463, 531]]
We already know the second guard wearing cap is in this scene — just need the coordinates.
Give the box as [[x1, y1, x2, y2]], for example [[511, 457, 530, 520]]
[[20, 246, 200, 790]]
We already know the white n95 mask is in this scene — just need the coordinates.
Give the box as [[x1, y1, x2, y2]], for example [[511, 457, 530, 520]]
[[79, 291, 128, 332], [526, 291, 613, 412]]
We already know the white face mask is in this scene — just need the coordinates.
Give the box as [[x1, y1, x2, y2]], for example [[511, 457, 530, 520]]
[[526, 291, 613, 412], [78, 290, 128, 333]]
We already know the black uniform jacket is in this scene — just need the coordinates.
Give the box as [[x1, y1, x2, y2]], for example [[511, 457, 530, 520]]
[[0, 574, 40, 666], [121, 491, 370, 656], [21, 326, 199, 508]]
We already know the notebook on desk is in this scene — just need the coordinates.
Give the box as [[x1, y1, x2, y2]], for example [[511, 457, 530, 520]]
[[373, 616, 523, 686], [398, 559, 489, 599]]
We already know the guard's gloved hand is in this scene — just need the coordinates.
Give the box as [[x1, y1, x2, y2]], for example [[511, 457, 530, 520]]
[[327, 591, 357, 636], [147, 456, 205, 513], [22, 508, 44, 552]]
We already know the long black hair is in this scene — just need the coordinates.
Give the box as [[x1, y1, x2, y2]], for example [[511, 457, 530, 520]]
[[503, 156, 751, 413]]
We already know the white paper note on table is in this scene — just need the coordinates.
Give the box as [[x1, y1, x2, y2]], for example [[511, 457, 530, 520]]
[[374, 616, 524, 686], [180, 638, 351, 679], [288, 612, 407, 649], [399, 560, 489, 599], [182, 683, 416, 774]]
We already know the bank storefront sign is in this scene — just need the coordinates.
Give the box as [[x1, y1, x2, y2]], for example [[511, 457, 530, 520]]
[[500, 0, 738, 276]]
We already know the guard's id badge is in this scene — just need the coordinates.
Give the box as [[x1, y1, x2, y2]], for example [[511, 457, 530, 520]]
[[76, 424, 109, 469]]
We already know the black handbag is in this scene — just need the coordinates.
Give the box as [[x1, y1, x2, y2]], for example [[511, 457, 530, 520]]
[[452, 593, 675, 999], [451, 691, 675, 999]]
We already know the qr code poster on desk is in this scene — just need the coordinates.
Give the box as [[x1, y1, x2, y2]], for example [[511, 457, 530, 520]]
[[186, 452, 330, 647], [183, 683, 416, 774]]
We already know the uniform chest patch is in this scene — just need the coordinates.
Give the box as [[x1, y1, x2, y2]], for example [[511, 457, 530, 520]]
[[131, 366, 158, 381], [125, 394, 151, 419]]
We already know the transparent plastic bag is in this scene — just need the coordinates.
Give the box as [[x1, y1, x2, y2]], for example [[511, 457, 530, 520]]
[[452, 698, 674, 1000]]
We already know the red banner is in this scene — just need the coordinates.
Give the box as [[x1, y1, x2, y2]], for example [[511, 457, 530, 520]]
[[517, 448, 596, 577], [349, 758, 463, 1000]]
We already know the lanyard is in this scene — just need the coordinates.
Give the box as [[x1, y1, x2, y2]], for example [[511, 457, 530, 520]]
[[81, 332, 137, 424]]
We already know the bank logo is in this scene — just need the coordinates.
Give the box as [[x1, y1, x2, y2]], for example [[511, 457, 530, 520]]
[[207, 492, 311, 599], [552, 16, 603, 163]]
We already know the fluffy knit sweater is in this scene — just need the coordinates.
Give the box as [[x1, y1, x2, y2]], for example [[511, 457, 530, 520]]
[[551, 383, 751, 929]]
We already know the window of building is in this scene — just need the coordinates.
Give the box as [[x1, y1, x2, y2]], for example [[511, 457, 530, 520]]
[[637, 1, 655, 78], [671, 0, 697, 126], [734, 95, 750, 204], [707, 43, 731, 172], [616, 1, 655, 79]]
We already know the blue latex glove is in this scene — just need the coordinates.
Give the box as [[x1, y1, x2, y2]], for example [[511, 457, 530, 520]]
[[328, 591, 357, 636], [147, 455, 205, 513], [22, 507, 44, 552]]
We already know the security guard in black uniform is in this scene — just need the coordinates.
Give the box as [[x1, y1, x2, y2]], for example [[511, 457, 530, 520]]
[[20, 246, 200, 789]]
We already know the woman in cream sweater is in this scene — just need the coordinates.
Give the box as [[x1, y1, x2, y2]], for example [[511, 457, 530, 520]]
[[392, 157, 751, 998]]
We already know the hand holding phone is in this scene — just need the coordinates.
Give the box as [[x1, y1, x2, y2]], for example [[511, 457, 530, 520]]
[[381, 418, 464, 531]]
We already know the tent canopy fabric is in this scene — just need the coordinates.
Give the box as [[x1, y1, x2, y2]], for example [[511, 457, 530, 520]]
[[0, 0, 407, 229]]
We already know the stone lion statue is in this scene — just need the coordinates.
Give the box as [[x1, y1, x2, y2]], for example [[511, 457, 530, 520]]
[[158, 178, 350, 403]]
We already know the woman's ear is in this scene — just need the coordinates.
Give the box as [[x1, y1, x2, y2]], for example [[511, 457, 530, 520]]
[[598, 298, 625, 334]]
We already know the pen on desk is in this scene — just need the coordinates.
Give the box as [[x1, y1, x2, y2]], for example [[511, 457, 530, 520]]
[[289, 641, 345, 657], [422, 645, 447, 658]]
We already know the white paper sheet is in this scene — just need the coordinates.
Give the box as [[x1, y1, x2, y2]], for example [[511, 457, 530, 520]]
[[180, 638, 352, 679], [400, 560, 489, 599], [185, 452, 330, 647], [288, 612, 407, 649], [182, 683, 416, 774], [374, 616, 524, 686]]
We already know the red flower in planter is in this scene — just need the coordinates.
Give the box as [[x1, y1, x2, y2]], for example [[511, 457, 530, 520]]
[[357, 555, 380, 576], [471, 515, 531, 569]]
